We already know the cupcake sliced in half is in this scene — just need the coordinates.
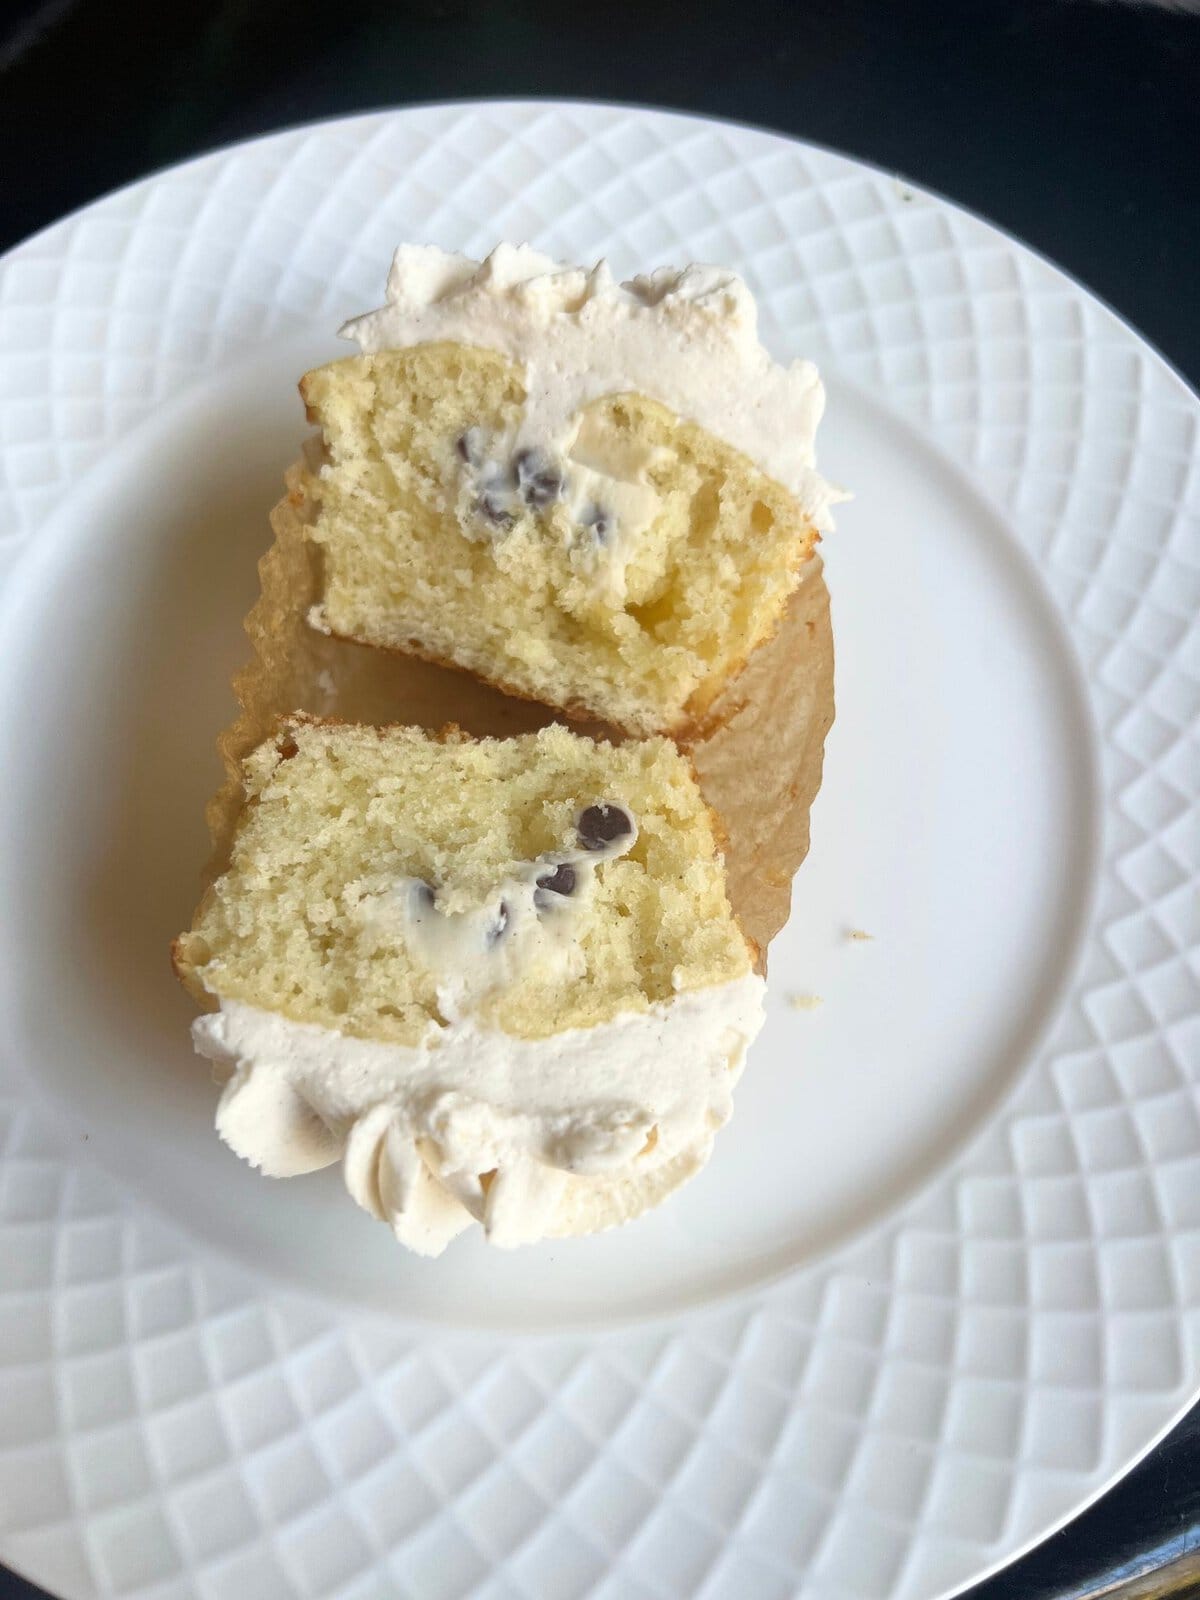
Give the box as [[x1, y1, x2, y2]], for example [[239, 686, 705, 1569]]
[[298, 243, 840, 737], [173, 718, 764, 1255]]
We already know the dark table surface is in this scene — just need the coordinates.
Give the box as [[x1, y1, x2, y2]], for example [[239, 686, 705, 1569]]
[[2, 2, 1199, 1597]]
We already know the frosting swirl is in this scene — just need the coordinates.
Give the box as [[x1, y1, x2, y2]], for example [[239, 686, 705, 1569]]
[[193, 975, 765, 1255]]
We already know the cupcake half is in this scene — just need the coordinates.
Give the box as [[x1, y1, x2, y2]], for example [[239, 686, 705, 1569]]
[[174, 719, 764, 1255], [299, 244, 841, 737]]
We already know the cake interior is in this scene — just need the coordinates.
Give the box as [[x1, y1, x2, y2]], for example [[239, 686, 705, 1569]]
[[175, 720, 754, 1046], [300, 344, 817, 735]]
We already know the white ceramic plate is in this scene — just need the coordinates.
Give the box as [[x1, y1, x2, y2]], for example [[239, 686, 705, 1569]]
[[0, 101, 1197, 1600]]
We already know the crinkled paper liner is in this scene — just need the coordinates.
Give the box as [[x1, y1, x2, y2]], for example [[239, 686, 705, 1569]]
[[204, 456, 836, 969]]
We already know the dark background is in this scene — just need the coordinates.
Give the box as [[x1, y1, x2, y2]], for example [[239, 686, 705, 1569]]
[[2, 1, 1199, 1597]]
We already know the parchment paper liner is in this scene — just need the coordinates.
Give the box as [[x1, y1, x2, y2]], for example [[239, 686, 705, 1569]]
[[203, 458, 835, 965]]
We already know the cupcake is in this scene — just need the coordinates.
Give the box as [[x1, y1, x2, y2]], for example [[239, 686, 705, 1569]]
[[297, 244, 841, 737], [174, 719, 764, 1255]]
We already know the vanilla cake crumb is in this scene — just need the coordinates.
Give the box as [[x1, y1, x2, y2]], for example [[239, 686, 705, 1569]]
[[176, 719, 753, 1044]]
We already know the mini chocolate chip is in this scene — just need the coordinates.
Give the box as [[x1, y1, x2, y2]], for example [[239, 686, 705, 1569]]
[[488, 900, 510, 944], [515, 449, 564, 509], [526, 477, 562, 509], [536, 862, 577, 897], [455, 427, 485, 466], [578, 803, 633, 851], [581, 502, 613, 542], [477, 491, 515, 528], [276, 735, 299, 760]]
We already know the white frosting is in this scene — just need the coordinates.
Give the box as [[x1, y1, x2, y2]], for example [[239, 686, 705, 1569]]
[[341, 243, 842, 535], [192, 974, 765, 1256]]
